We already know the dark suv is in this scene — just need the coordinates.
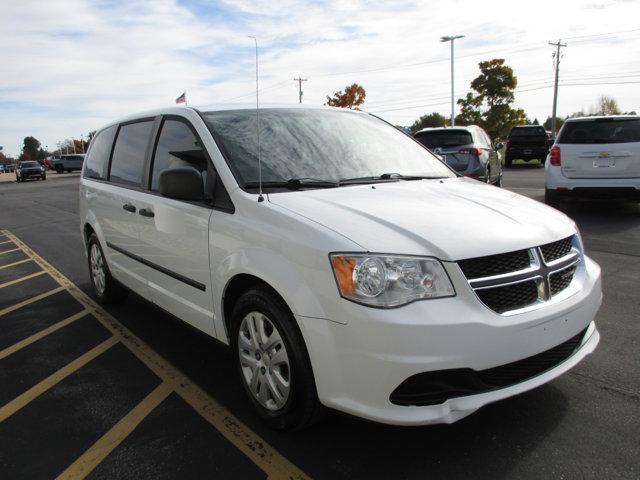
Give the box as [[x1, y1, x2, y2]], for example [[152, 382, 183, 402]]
[[505, 125, 550, 167], [16, 161, 46, 182]]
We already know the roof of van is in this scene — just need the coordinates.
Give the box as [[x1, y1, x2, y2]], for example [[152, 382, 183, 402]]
[[100, 104, 365, 132], [564, 114, 640, 122], [414, 125, 478, 134]]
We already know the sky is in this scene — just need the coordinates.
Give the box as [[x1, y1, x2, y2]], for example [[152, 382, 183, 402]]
[[1, 0, 640, 157]]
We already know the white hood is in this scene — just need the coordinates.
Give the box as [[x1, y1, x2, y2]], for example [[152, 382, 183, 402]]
[[268, 177, 576, 261]]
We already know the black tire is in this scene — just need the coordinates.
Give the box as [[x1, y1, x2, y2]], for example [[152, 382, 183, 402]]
[[87, 233, 128, 304], [545, 188, 560, 207], [504, 155, 513, 168], [41, 175, 46, 181], [230, 287, 323, 431], [56, 166, 63, 174]]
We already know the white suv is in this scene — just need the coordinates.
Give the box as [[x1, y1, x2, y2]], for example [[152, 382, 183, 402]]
[[80, 105, 602, 430], [545, 115, 640, 205]]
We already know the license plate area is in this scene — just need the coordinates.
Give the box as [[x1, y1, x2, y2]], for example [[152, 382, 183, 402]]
[[593, 158, 615, 168]]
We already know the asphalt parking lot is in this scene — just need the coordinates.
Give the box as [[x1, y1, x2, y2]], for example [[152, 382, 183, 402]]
[[0, 168, 639, 479]]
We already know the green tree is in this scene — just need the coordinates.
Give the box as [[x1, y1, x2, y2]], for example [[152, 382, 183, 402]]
[[456, 59, 528, 138], [410, 112, 447, 132], [326, 83, 366, 109], [543, 116, 564, 131], [21, 136, 42, 160]]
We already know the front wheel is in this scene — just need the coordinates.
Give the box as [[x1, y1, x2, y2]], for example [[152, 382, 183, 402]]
[[231, 287, 323, 430], [87, 234, 128, 304]]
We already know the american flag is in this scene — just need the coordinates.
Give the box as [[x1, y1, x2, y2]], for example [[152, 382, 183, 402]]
[[175, 92, 186, 104]]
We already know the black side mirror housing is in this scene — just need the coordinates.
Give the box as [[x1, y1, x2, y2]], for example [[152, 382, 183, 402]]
[[158, 167, 204, 201]]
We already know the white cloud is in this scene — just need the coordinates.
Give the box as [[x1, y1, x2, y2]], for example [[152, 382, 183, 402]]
[[1, 0, 640, 156]]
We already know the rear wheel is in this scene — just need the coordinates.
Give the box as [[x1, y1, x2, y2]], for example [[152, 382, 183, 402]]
[[87, 234, 128, 304], [56, 166, 63, 174], [545, 188, 560, 207], [231, 287, 323, 430], [504, 155, 513, 168]]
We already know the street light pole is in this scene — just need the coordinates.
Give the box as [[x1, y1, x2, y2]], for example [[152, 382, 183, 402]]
[[440, 35, 464, 126]]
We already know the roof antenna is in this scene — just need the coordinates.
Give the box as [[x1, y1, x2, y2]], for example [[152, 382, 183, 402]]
[[248, 35, 263, 202]]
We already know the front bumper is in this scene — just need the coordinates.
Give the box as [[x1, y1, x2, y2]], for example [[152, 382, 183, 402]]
[[299, 255, 601, 426]]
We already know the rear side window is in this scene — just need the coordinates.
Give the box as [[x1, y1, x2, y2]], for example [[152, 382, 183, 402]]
[[109, 121, 153, 187], [84, 126, 116, 180], [509, 126, 546, 137], [150, 119, 207, 191], [558, 118, 640, 144], [414, 130, 473, 149]]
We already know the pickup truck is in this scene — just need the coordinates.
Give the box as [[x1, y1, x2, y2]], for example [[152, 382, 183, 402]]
[[53, 154, 85, 173], [504, 125, 551, 167]]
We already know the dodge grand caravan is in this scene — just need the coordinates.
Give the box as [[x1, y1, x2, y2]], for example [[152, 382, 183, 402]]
[[80, 105, 602, 430]]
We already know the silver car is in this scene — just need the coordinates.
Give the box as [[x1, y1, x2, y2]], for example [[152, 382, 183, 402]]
[[414, 125, 503, 186]]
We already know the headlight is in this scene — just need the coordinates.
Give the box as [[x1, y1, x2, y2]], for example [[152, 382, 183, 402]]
[[330, 254, 455, 308]]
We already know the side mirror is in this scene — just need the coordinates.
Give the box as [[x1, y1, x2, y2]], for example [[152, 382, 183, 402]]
[[494, 142, 504, 151], [158, 167, 204, 201]]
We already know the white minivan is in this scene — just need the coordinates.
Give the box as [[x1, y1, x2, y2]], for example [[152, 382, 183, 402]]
[[80, 105, 602, 430], [545, 115, 640, 205]]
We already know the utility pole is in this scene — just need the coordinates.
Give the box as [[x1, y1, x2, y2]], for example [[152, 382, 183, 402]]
[[440, 35, 464, 126], [549, 39, 567, 137], [293, 77, 307, 104]]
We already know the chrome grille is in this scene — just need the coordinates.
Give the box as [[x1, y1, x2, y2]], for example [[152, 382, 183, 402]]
[[540, 236, 573, 263], [459, 236, 579, 314]]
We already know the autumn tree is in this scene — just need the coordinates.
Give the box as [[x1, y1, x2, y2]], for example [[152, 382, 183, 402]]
[[543, 116, 564, 131], [410, 112, 447, 132], [593, 95, 621, 116], [456, 59, 527, 138], [326, 83, 366, 109]]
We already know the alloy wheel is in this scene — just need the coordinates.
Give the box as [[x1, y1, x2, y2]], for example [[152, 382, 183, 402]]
[[90, 243, 106, 296], [238, 312, 291, 411]]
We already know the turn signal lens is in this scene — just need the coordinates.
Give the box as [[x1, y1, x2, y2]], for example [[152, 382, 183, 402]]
[[330, 254, 455, 308]]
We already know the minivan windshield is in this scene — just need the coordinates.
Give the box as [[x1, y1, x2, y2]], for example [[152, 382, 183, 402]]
[[414, 130, 473, 149], [203, 108, 454, 189], [557, 118, 640, 144]]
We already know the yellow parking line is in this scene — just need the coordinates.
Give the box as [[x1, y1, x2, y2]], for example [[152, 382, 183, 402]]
[[0, 309, 90, 360], [56, 382, 173, 480], [0, 248, 20, 255], [0, 336, 118, 422], [4, 230, 310, 479], [0, 286, 65, 317], [0, 270, 46, 289], [0, 258, 32, 270]]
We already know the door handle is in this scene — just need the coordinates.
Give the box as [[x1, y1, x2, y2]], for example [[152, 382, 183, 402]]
[[122, 203, 136, 213], [139, 208, 155, 218]]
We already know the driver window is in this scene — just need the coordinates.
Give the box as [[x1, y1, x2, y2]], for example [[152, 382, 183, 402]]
[[151, 119, 207, 192]]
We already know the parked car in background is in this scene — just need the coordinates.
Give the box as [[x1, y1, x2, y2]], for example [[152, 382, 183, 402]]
[[16, 161, 46, 182], [414, 125, 503, 186], [504, 125, 550, 167], [0, 165, 5, 173], [53, 154, 85, 173], [545, 115, 640, 206], [43, 156, 57, 170], [80, 105, 601, 430]]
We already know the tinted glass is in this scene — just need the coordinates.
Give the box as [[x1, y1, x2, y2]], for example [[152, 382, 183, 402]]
[[509, 126, 546, 137], [21, 161, 39, 168], [151, 120, 207, 191], [204, 109, 453, 186], [109, 121, 153, 186], [558, 118, 640, 144], [84, 126, 116, 180], [414, 130, 473, 149]]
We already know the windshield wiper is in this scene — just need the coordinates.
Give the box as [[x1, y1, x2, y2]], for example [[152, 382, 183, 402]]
[[338, 173, 448, 185], [244, 178, 339, 190]]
